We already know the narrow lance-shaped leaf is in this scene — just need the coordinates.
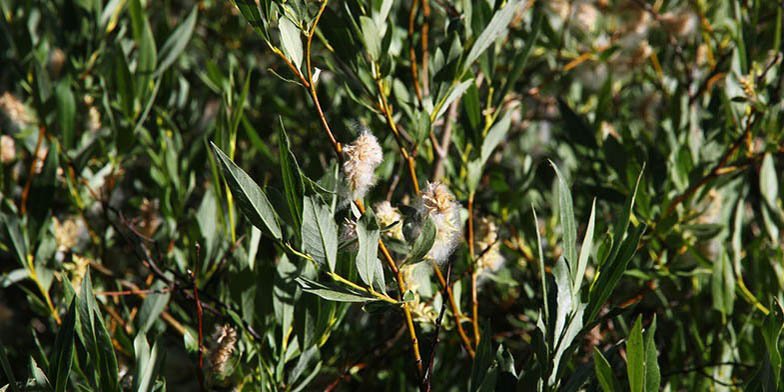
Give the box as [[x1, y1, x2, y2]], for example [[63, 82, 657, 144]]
[[279, 120, 305, 231], [50, 300, 77, 392], [155, 6, 198, 76], [463, 0, 522, 71], [408, 217, 436, 263], [356, 210, 380, 286], [295, 277, 377, 303], [301, 196, 338, 271], [593, 347, 617, 392], [644, 315, 660, 392], [279, 16, 303, 70], [551, 161, 577, 287], [574, 198, 596, 294], [210, 141, 282, 240], [533, 206, 548, 322], [626, 316, 644, 392]]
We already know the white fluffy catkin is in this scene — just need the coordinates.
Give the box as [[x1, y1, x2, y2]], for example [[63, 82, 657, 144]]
[[342, 131, 383, 200], [417, 182, 462, 264]]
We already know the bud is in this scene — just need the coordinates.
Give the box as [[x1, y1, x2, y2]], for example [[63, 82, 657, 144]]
[[1, 135, 15, 163], [48, 48, 66, 78], [416, 182, 462, 264], [375, 200, 404, 241], [342, 131, 383, 200], [87, 105, 102, 133]]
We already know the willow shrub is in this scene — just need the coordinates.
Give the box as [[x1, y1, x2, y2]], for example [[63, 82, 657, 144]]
[[1, 0, 783, 390]]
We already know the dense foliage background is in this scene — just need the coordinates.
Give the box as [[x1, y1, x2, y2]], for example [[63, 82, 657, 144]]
[[1, 0, 783, 390]]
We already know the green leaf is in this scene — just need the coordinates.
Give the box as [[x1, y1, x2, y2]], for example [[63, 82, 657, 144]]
[[301, 196, 338, 271], [587, 166, 645, 322], [533, 207, 548, 322], [0, 342, 21, 392], [464, 0, 522, 71], [760, 153, 780, 212], [712, 252, 736, 316], [643, 315, 660, 392], [128, 0, 157, 102], [211, 141, 282, 240], [155, 6, 198, 76], [470, 323, 493, 392], [78, 269, 120, 392], [359, 16, 381, 60], [408, 217, 436, 263], [495, 2, 542, 107], [356, 210, 380, 286], [760, 301, 784, 389], [289, 345, 320, 386], [626, 316, 644, 392], [434, 78, 473, 121], [279, 16, 303, 70], [480, 110, 512, 164], [575, 198, 596, 294], [279, 120, 305, 231], [94, 308, 120, 392], [558, 99, 598, 148], [295, 277, 377, 303], [132, 332, 161, 392], [593, 347, 617, 392], [50, 300, 77, 392], [551, 161, 577, 285], [136, 280, 170, 334], [55, 80, 76, 151], [112, 46, 135, 121]]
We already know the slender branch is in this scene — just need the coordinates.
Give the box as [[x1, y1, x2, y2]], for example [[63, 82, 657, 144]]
[[431, 261, 475, 358], [432, 99, 458, 181], [95, 287, 175, 297], [305, 0, 342, 158], [420, 255, 452, 391], [421, 0, 430, 97], [664, 111, 757, 216], [374, 74, 420, 194], [468, 194, 480, 348], [409, 0, 423, 105]]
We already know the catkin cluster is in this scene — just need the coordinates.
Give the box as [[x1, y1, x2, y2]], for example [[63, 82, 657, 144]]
[[416, 182, 462, 264], [342, 131, 383, 200]]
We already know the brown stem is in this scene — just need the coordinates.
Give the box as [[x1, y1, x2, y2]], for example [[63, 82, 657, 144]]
[[356, 201, 424, 376], [431, 262, 475, 358], [467, 195, 480, 347], [421, 0, 430, 97], [664, 112, 756, 216], [375, 77, 420, 194], [408, 0, 423, 105], [432, 99, 459, 181], [420, 254, 451, 391], [306, 0, 342, 158]]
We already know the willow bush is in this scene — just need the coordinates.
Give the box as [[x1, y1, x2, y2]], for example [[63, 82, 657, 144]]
[[1, 0, 783, 390]]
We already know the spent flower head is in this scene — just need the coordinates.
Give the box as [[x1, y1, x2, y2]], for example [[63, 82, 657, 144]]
[[342, 130, 383, 200], [475, 217, 505, 274], [375, 200, 404, 241], [417, 182, 462, 264]]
